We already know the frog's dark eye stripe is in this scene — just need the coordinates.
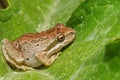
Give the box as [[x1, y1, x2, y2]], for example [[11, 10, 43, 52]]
[[57, 33, 65, 42]]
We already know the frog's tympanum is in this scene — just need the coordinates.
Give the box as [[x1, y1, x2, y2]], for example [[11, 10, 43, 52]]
[[2, 23, 76, 70]]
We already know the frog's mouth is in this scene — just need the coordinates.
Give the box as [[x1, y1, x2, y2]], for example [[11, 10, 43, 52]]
[[47, 31, 76, 57]]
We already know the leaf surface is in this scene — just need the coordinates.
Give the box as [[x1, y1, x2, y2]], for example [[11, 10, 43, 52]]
[[0, 0, 120, 80]]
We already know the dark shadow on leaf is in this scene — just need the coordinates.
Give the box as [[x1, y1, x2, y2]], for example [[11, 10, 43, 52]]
[[104, 38, 120, 62], [0, 0, 9, 9], [66, 0, 95, 28]]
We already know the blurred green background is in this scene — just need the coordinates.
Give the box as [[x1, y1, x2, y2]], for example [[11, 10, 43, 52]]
[[0, 0, 120, 80]]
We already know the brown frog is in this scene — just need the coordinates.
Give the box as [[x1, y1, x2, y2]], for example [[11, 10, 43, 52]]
[[2, 23, 76, 70]]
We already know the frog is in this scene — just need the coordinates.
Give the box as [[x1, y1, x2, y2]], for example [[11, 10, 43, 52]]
[[2, 23, 76, 70]]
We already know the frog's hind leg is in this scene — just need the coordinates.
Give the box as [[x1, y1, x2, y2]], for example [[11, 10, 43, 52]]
[[35, 52, 61, 66], [3, 50, 33, 70], [2, 39, 24, 64], [2, 39, 32, 70]]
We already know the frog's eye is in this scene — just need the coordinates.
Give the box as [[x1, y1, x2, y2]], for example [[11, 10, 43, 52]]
[[57, 34, 65, 42]]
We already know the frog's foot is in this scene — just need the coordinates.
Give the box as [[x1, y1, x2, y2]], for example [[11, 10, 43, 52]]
[[17, 65, 34, 70], [35, 52, 61, 66]]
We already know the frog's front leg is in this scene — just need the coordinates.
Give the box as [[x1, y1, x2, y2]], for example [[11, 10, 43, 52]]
[[35, 51, 61, 66], [2, 39, 24, 64]]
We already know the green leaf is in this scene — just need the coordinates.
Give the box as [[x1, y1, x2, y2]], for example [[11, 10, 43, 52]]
[[0, 0, 120, 80]]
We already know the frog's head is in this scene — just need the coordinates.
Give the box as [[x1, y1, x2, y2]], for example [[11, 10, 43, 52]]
[[47, 23, 76, 56], [55, 23, 76, 46]]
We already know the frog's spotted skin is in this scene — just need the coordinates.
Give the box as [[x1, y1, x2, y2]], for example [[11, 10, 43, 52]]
[[2, 23, 76, 70]]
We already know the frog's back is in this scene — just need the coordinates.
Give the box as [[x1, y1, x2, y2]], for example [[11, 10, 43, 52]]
[[12, 30, 56, 67]]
